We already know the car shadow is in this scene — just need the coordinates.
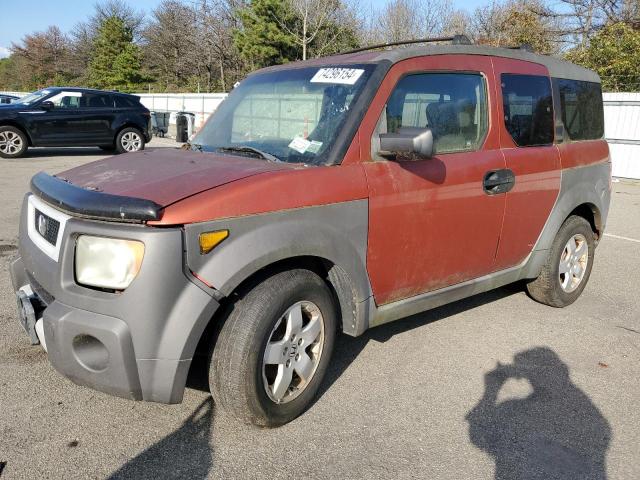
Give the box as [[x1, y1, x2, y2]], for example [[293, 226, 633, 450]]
[[107, 398, 214, 480], [466, 347, 611, 479]]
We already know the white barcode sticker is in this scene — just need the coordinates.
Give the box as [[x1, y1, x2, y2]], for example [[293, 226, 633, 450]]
[[288, 137, 311, 153], [310, 68, 365, 85]]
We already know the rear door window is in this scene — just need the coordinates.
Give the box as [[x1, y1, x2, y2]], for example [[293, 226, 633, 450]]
[[501, 74, 554, 147], [557, 79, 604, 140], [383, 72, 488, 154]]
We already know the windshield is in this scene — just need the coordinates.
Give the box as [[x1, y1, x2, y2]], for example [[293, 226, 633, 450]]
[[14, 89, 52, 105], [192, 65, 375, 165]]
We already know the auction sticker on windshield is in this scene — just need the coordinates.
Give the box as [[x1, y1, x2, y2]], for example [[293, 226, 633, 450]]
[[310, 68, 365, 85]]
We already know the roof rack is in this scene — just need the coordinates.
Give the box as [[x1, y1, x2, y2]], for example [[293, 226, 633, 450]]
[[507, 43, 534, 53], [340, 35, 472, 55]]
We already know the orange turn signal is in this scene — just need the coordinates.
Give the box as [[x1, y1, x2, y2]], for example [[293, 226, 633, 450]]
[[199, 230, 229, 254]]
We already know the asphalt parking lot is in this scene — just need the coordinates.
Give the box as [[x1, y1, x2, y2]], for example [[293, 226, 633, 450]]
[[0, 143, 639, 479]]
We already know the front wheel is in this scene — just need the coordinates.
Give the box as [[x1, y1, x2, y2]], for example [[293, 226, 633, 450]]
[[115, 127, 145, 154], [209, 269, 337, 427], [527, 215, 595, 307], [0, 126, 28, 158]]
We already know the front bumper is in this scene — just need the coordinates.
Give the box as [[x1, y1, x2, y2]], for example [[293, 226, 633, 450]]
[[11, 194, 220, 403]]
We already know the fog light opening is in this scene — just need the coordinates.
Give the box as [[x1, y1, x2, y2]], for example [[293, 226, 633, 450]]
[[72, 334, 110, 372]]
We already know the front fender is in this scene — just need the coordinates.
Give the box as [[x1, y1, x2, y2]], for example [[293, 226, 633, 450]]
[[184, 200, 372, 304]]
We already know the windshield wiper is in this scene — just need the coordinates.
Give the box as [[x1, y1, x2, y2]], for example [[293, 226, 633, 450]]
[[217, 146, 283, 163]]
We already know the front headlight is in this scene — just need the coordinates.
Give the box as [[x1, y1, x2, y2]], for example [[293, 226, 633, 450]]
[[75, 235, 145, 290]]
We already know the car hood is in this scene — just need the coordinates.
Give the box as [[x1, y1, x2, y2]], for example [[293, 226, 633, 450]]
[[58, 148, 298, 207], [0, 104, 23, 113]]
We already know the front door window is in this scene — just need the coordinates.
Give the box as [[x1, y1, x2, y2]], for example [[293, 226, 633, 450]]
[[380, 72, 488, 155]]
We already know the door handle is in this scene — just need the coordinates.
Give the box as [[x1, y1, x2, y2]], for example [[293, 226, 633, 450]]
[[483, 169, 515, 195]]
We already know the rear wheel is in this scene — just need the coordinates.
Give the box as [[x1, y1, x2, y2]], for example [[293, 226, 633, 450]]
[[0, 126, 28, 158], [527, 215, 595, 307], [209, 269, 337, 427], [115, 127, 145, 154]]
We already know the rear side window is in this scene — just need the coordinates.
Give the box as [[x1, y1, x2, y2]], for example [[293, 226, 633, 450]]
[[501, 74, 554, 147], [83, 93, 114, 109], [557, 79, 604, 140], [115, 95, 138, 108], [384, 73, 488, 154]]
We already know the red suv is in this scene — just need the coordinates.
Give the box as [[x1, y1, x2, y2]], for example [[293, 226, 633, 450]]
[[11, 42, 610, 427]]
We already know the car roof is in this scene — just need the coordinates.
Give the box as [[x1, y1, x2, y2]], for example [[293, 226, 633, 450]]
[[259, 44, 600, 83], [44, 87, 139, 98]]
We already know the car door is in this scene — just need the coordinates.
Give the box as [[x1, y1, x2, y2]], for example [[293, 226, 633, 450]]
[[79, 93, 117, 144], [28, 91, 85, 145], [490, 58, 562, 270], [357, 56, 508, 305]]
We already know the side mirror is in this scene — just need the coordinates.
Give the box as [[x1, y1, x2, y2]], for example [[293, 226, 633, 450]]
[[378, 127, 434, 160], [40, 101, 54, 111]]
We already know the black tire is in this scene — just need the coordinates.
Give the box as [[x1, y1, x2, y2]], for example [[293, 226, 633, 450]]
[[526, 215, 596, 307], [115, 127, 145, 154], [209, 269, 337, 427], [0, 126, 28, 159]]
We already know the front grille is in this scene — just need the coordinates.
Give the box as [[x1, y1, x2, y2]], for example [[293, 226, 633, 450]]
[[34, 209, 60, 246]]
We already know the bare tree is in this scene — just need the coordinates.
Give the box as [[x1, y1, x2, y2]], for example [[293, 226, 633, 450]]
[[466, 0, 561, 53], [11, 26, 72, 87], [143, 0, 199, 90], [370, 0, 452, 44], [275, 0, 359, 60], [193, 0, 241, 92], [533, 0, 640, 48]]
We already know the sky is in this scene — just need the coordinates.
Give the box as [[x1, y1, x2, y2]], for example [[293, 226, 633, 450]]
[[0, 0, 488, 58]]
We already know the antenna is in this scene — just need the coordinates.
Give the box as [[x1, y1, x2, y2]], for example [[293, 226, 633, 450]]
[[340, 35, 472, 55]]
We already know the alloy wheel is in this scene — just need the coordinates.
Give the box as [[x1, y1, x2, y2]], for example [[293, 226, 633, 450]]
[[0, 131, 23, 155], [559, 233, 589, 293], [262, 301, 325, 404], [121, 132, 142, 152]]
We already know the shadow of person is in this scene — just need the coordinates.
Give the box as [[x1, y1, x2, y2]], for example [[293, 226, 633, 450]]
[[108, 398, 214, 480], [466, 347, 611, 480]]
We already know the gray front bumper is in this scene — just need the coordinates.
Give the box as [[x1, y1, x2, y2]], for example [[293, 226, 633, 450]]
[[11, 195, 220, 403]]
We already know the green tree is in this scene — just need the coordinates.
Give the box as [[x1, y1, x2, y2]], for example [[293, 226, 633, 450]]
[[88, 16, 144, 91], [234, 0, 299, 69], [566, 22, 640, 92]]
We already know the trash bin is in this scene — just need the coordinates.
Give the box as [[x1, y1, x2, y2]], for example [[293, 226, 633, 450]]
[[185, 112, 196, 139], [150, 111, 167, 137], [176, 113, 188, 143]]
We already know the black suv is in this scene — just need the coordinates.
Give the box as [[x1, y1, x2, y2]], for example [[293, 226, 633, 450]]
[[0, 94, 19, 104], [0, 87, 151, 158]]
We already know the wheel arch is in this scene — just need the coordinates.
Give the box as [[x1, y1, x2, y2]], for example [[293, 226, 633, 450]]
[[569, 202, 602, 239], [189, 254, 366, 378], [114, 122, 145, 140], [185, 201, 372, 366], [523, 163, 610, 279], [0, 121, 33, 146]]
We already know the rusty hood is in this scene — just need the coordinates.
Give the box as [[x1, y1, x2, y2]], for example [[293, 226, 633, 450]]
[[58, 148, 296, 207]]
